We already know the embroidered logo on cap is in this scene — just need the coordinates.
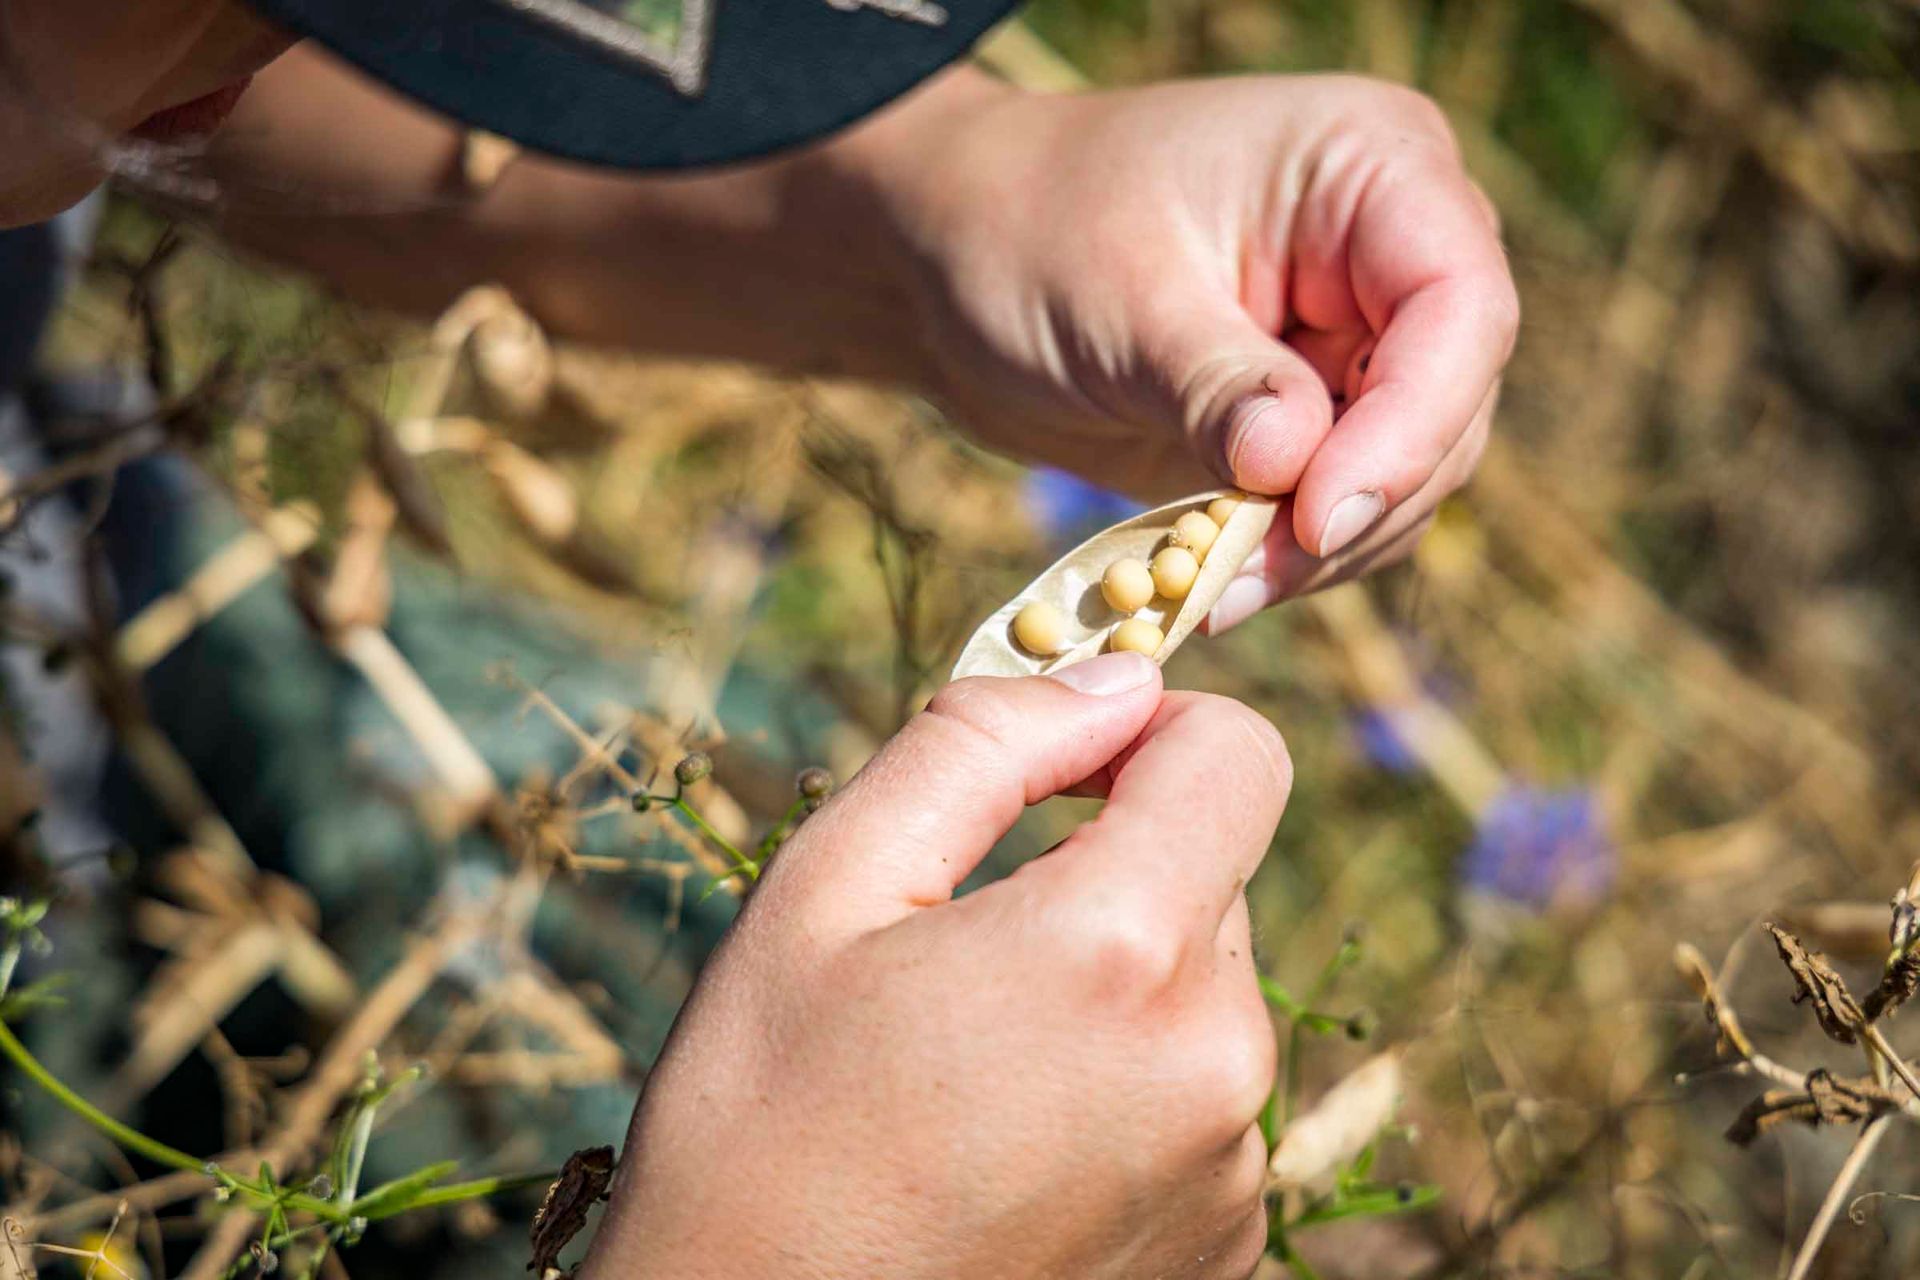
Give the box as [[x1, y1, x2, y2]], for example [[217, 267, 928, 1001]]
[[509, 0, 947, 98]]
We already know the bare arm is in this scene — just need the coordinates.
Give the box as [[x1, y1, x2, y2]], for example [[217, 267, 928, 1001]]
[[207, 42, 1517, 611], [204, 42, 982, 386]]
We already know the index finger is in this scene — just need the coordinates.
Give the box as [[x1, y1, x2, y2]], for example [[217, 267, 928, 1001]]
[[1017, 692, 1292, 939], [1292, 159, 1518, 557]]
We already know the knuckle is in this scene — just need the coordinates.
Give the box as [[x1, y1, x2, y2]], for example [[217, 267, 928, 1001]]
[[1217, 1208, 1271, 1279], [1158, 693, 1292, 802], [1452, 414, 1493, 483], [1477, 273, 1523, 352], [1469, 178, 1504, 237], [1059, 897, 1188, 994], [1192, 1013, 1279, 1134], [1381, 83, 1456, 147], [1207, 696, 1293, 793], [923, 679, 1022, 750]]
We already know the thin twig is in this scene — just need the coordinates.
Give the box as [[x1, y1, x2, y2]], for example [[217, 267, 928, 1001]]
[[1785, 1113, 1893, 1280]]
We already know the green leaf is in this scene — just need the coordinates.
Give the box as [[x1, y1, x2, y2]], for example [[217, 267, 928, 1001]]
[[1259, 975, 1303, 1016], [1292, 1011, 1346, 1037], [347, 1160, 459, 1219], [1339, 1142, 1378, 1190], [361, 1169, 558, 1220], [1291, 1182, 1439, 1230], [0, 974, 72, 1020]]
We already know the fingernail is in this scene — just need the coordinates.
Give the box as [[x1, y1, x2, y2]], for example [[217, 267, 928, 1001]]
[[1048, 650, 1156, 696], [1204, 576, 1269, 635], [1318, 491, 1384, 557], [1223, 397, 1287, 482]]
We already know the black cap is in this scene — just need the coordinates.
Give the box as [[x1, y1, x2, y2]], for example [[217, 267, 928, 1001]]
[[246, 0, 1020, 170]]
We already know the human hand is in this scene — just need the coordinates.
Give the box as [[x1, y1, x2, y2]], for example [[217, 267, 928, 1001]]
[[582, 652, 1289, 1279], [857, 72, 1516, 627]]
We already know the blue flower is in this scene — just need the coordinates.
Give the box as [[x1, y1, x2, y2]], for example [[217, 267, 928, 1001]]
[[1460, 785, 1613, 911], [1023, 468, 1144, 549], [1352, 708, 1422, 775]]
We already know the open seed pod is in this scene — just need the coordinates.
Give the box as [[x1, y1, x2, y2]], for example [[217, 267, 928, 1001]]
[[952, 489, 1277, 680]]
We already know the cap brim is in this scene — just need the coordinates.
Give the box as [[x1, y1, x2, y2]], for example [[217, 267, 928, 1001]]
[[246, 0, 1021, 170]]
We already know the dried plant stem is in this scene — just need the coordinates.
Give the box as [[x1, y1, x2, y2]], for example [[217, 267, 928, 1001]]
[[15, 1169, 212, 1238], [332, 627, 498, 818], [1307, 586, 1507, 818], [507, 677, 742, 889], [1785, 1113, 1893, 1280], [1862, 1026, 1920, 1103], [0, 426, 166, 533], [114, 503, 320, 672], [176, 911, 483, 1280]]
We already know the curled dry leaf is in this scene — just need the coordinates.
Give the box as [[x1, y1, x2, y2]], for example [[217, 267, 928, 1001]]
[[1725, 1069, 1902, 1147], [1267, 1051, 1403, 1193], [1865, 947, 1920, 1022], [952, 490, 1277, 680], [529, 1145, 615, 1277], [1767, 923, 1867, 1044]]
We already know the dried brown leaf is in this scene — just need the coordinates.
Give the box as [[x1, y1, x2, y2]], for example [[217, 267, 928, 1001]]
[[1807, 1068, 1904, 1122], [1767, 923, 1866, 1044], [528, 1145, 615, 1277], [1725, 1070, 1900, 1146], [1864, 948, 1920, 1022]]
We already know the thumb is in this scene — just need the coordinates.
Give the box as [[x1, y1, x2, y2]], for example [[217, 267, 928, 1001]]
[[1157, 296, 1337, 496], [763, 652, 1163, 929]]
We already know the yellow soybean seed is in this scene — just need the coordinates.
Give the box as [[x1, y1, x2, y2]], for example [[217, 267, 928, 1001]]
[[1206, 493, 1245, 525], [1150, 546, 1200, 599], [1012, 600, 1068, 656], [1101, 558, 1155, 613], [1169, 511, 1220, 560], [1110, 618, 1165, 656]]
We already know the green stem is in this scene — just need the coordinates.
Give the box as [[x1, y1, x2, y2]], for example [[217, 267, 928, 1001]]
[[0, 1016, 209, 1175], [0, 1019, 344, 1222], [356, 1170, 557, 1220], [1, 1011, 545, 1244], [338, 1101, 376, 1204], [1282, 940, 1362, 1127], [673, 798, 759, 881], [0, 941, 20, 1000], [1283, 1023, 1307, 1127], [757, 797, 811, 859], [220, 1223, 332, 1280]]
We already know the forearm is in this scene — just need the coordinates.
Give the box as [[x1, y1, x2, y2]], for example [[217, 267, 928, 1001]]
[[207, 44, 1006, 386]]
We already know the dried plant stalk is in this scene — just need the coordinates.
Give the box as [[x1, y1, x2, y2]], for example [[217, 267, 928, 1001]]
[[115, 502, 320, 672], [952, 490, 1276, 679]]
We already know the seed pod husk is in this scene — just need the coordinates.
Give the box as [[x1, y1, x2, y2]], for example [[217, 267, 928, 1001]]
[[952, 489, 1277, 680]]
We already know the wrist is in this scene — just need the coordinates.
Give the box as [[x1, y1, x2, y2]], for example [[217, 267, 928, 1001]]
[[783, 64, 1027, 392]]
